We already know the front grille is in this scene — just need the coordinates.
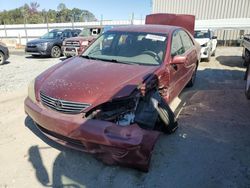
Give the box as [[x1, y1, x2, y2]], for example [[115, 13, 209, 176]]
[[65, 41, 80, 47], [27, 44, 37, 48], [40, 92, 90, 114]]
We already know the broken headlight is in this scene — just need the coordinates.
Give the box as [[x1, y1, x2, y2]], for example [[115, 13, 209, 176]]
[[201, 42, 208, 47], [87, 97, 139, 126]]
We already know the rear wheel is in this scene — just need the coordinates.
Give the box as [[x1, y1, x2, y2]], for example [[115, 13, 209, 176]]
[[51, 46, 61, 58], [244, 49, 250, 67], [0, 51, 5, 65], [246, 64, 250, 99]]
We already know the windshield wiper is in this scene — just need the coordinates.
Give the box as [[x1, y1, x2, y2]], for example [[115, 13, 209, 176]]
[[81, 56, 139, 65], [81, 55, 98, 60]]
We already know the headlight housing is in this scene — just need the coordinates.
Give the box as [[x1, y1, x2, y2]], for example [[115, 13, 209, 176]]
[[201, 42, 208, 47], [28, 79, 36, 102], [62, 41, 66, 46], [81, 41, 89, 46], [37, 42, 48, 49], [86, 97, 139, 126]]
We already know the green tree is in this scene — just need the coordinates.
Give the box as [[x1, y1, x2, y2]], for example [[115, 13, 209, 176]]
[[0, 2, 97, 24]]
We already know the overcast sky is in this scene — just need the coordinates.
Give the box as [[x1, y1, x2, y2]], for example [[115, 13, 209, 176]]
[[0, 0, 151, 20]]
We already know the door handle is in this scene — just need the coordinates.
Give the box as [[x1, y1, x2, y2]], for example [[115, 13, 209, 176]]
[[171, 64, 178, 71]]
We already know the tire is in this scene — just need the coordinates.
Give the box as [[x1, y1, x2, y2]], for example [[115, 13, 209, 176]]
[[186, 63, 198, 87], [246, 64, 250, 100], [205, 49, 211, 62], [244, 49, 250, 67], [51, 46, 61, 58], [155, 99, 178, 134], [0, 51, 5, 65]]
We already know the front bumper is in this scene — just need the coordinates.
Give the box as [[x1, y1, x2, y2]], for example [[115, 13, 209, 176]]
[[25, 46, 51, 56], [62, 46, 85, 57], [24, 97, 160, 171]]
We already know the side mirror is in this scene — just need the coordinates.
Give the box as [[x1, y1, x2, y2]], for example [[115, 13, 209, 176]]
[[212, 36, 217, 39], [171, 55, 187, 65]]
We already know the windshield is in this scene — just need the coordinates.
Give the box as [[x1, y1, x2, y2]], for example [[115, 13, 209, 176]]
[[40, 31, 62, 39], [82, 31, 167, 66], [194, 30, 210, 39], [78, 29, 91, 37]]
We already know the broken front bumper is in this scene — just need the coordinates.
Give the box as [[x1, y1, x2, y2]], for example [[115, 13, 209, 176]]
[[24, 97, 160, 172]]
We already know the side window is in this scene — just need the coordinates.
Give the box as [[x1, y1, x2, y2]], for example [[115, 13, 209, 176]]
[[103, 33, 115, 49], [72, 31, 79, 37], [62, 31, 71, 38], [179, 30, 194, 51], [171, 31, 185, 56]]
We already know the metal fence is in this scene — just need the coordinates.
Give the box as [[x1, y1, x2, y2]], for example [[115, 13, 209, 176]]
[[0, 19, 144, 46], [1, 18, 250, 46]]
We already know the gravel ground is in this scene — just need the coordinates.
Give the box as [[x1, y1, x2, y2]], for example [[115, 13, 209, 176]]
[[0, 51, 60, 93], [0, 47, 250, 188]]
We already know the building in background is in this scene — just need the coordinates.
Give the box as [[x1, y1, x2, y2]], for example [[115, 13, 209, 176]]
[[152, 0, 250, 45]]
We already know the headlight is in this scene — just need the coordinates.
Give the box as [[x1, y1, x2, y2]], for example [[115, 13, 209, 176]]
[[28, 79, 36, 102], [62, 41, 66, 46], [201, 42, 208, 47], [37, 42, 48, 49], [81, 41, 89, 46]]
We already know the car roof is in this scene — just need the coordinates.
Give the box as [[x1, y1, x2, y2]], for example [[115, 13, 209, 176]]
[[50, 29, 75, 32], [109, 25, 181, 34]]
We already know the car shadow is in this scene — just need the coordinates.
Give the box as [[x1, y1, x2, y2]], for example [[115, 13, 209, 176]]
[[216, 55, 244, 68], [0, 61, 10, 66], [25, 55, 58, 59], [59, 57, 70, 61]]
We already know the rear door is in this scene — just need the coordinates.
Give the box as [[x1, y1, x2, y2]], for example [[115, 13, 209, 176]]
[[168, 29, 196, 101]]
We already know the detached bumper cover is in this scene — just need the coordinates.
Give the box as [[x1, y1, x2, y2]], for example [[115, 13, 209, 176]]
[[24, 97, 160, 171]]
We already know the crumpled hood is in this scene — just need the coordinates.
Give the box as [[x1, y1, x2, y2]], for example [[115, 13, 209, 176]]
[[38, 57, 158, 106], [195, 38, 210, 46]]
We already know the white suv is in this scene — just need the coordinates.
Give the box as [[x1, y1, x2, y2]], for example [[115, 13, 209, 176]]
[[194, 29, 217, 62]]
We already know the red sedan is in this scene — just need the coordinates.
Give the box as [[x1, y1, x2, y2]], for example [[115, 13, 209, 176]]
[[25, 14, 200, 172]]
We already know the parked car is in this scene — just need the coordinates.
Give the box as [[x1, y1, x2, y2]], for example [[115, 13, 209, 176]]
[[194, 29, 217, 61], [62, 26, 113, 57], [243, 34, 250, 99], [25, 29, 81, 58], [24, 14, 200, 171], [0, 41, 9, 65]]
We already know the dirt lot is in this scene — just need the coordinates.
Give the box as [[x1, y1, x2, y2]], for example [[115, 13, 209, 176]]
[[0, 47, 250, 188]]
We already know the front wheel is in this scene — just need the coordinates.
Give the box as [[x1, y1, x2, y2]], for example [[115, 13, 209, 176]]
[[0, 51, 5, 65], [246, 64, 250, 99], [51, 46, 61, 58]]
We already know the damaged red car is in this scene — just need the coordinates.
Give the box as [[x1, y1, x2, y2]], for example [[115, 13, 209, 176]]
[[24, 14, 200, 172]]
